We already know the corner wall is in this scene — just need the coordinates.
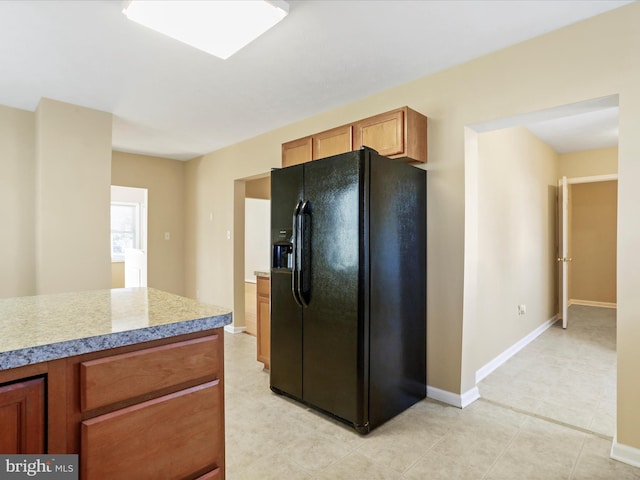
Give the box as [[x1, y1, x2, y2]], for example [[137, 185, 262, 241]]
[[0, 105, 35, 298], [35, 98, 112, 294]]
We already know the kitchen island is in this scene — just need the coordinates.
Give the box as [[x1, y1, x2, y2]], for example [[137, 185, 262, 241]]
[[0, 287, 231, 479]]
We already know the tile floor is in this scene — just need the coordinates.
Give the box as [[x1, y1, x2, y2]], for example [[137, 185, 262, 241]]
[[478, 305, 616, 438], [224, 305, 638, 479]]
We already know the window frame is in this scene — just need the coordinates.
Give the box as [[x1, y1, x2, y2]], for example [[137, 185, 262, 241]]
[[110, 201, 142, 262]]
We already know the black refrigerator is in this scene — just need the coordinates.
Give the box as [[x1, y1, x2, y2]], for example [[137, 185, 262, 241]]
[[269, 146, 426, 434]]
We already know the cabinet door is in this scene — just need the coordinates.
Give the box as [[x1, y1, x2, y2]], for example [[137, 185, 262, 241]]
[[282, 136, 312, 167], [312, 125, 352, 160], [257, 277, 271, 370], [256, 276, 271, 369], [353, 108, 405, 157], [0, 377, 45, 454], [81, 381, 223, 480]]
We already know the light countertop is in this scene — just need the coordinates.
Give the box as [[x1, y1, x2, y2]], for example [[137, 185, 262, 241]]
[[0, 287, 232, 371], [254, 270, 270, 278]]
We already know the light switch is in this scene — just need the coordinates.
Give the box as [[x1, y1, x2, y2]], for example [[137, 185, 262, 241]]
[[164, 232, 171, 240]]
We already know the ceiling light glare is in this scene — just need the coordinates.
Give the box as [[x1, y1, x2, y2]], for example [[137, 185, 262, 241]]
[[123, 0, 289, 59]]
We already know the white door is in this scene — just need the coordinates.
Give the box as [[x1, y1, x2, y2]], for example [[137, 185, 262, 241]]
[[125, 248, 148, 287], [558, 176, 571, 328]]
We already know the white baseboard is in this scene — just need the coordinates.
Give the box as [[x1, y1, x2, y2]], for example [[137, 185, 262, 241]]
[[427, 385, 480, 408], [569, 299, 617, 309], [224, 325, 247, 334], [475, 315, 558, 384], [611, 437, 640, 468]]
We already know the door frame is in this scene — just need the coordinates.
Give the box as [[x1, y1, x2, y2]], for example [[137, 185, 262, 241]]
[[558, 173, 618, 327]]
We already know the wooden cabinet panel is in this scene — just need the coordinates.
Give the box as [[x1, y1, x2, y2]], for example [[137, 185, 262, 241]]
[[353, 109, 404, 157], [313, 125, 352, 160], [80, 335, 220, 412], [256, 276, 271, 369], [353, 107, 427, 161], [282, 136, 312, 167], [282, 106, 427, 166], [0, 377, 45, 454], [81, 380, 223, 480], [196, 468, 221, 479]]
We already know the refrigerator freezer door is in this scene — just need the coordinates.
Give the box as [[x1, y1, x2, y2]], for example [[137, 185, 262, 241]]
[[270, 165, 304, 399], [301, 151, 366, 427]]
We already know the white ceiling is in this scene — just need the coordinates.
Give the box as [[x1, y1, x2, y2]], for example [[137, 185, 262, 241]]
[[0, 0, 630, 160]]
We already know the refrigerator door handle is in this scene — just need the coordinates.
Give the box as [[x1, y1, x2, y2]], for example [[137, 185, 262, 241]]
[[299, 200, 311, 307], [291, 201, 304, 307]]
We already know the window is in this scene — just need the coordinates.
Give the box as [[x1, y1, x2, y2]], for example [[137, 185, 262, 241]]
[[111, 202, 141, 261]]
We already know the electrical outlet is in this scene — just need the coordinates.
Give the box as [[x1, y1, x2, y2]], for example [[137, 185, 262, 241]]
[[517, 304, 527, 316]]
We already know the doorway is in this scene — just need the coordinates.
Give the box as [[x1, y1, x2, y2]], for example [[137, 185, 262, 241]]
[[110, 185, 148, 288], [559, 175, 618, 328], [232, 173, 271, 336], [464, 95, 619, 436]]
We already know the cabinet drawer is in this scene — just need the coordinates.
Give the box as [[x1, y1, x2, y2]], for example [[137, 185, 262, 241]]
[[81, 381, 223, 480], [80, 335, 219, 412]]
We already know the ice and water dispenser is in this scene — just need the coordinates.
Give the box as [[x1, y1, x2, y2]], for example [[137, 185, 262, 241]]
[[272, 229, 293, 270]]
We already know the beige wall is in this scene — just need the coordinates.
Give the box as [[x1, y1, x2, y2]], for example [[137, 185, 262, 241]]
[[245, 176, 271, 199], [35, 98, 111, 294], [559, 146, 618, 177], [570, 181, 617, 304], [184, 3, 640, 450], [1, 100, 113, 297], [35, 99, 112, 295], [111, 262, 125, 288], [0, 105, 35, 298], [112, 151, 186, 296], [472, 127, 558, 371], [0, 104, 185, 298]]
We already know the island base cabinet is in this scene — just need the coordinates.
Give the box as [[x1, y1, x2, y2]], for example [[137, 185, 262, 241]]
[[0, 377, 45, 454], [81, 380, 223, 480]]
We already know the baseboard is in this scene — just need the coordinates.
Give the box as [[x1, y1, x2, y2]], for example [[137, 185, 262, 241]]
[[611, 437, 640, 468], [475, 315, 558, 384], [427, 385, 480, 408], [224, 325, 247, 334], [569, 299, 617, 309]]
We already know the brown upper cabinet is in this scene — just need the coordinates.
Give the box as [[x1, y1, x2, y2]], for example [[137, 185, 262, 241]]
[[282, 136, 312, 168], [281, 106, 427, 167], [313, 125, 353, 161]]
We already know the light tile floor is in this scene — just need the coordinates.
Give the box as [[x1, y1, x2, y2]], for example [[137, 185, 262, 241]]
[[224, 308, 639, 479], [478, 305, 616, 438]]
